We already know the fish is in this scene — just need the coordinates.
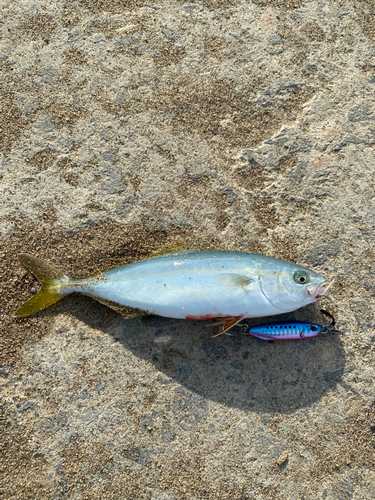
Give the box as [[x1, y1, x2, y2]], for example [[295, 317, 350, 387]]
[[240, 320, 342, 341], [14, 251, 332, 335]]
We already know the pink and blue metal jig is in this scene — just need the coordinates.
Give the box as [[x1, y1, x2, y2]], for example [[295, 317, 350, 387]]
[[240, 320, 343, 341]]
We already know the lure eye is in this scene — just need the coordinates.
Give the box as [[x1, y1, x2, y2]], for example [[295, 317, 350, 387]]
[[294, 271, 309, 284], [310, 324, 318, 332]]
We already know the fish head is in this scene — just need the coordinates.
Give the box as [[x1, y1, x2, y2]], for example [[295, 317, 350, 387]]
[[259, 260, 330, 312]]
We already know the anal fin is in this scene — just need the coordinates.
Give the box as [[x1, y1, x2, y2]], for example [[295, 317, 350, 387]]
[[85, 295, 145, 319]]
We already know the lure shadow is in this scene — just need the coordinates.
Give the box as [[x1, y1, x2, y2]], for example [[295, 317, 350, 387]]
[[67, 296, 346, 415]]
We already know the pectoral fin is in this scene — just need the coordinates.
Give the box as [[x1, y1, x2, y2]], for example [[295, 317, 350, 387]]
[[215, 273, 254, 292], [211, 316, 244, 337]]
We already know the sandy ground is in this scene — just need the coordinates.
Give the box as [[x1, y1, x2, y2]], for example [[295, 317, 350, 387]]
[[1, 0, 375, 498]]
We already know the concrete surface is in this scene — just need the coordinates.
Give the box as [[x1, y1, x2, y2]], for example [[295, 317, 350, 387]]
[[1, 0, 375, 498]]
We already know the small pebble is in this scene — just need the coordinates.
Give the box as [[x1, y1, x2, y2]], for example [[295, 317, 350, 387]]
[[275, 451, 288, 466], [154, 335, 172, 345], [30, 288, 37, 294]]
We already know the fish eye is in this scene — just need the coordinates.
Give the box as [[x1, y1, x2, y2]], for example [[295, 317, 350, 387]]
[[310, 324, 318, 332], [294, 271, 309, 284]]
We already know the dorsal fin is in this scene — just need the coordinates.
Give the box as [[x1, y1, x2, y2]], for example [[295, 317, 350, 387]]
[[148, 241, 192, 258], [87, 242, 194, 278]]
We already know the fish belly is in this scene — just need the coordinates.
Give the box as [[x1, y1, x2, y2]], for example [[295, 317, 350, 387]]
[[70, 251, 279, 319]]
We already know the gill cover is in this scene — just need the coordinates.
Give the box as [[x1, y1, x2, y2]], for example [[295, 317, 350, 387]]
[[258, 262, 326, 312]]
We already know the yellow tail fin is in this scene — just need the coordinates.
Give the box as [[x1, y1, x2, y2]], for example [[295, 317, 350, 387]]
[[14, 254, 70, 318]]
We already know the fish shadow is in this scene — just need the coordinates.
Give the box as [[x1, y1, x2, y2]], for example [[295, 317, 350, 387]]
[[64, 295, 348, 415]]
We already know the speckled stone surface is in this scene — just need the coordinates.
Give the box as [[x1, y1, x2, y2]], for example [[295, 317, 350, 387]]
[[1, 1, 375, 499]]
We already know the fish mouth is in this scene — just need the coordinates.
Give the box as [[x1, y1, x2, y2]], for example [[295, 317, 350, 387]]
[[307, 279, 335, 304]]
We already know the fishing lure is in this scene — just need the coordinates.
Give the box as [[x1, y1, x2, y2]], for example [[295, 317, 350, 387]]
[[240, 320, 342, 341], [14, 251, 334, 336]]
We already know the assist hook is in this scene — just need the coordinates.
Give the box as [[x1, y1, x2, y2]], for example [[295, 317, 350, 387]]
[[319, 308, 344, 334]]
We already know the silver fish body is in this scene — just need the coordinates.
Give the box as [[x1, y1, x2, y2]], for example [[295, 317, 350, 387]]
[[60, 250, 328, 321]]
